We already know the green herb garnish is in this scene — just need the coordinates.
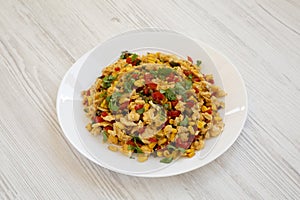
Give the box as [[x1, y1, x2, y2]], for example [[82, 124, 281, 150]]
[[158, 68, 173, 77], [136, 108, 145, 114], [184, 79, 192, 90], [131, 54, 138, 61], [102, 75, 117, 89], [102, 131, 108, 142], [160, 157, 173, 164], [179, 116, 189, 126], [164, 88, 177, 101], [196, 60, 202, 66], [188, 74, 193, 79]]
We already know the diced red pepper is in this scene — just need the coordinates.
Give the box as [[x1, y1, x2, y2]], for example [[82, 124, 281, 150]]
[[144, 74, 154, 83], [148, 137, 158, 143], [193, 76, 201, 82], [174, 77, 180, 82], [126, 57, 132, 64], [138, 127, 146, 134], [134, 104, 144, 110], [187, 56, 193, 63], [143, 87, 150, 95], [175, 138, 190, 149], [171, 99, 179, 107], [101, 111, 108, 117], [167, 110, 181, 118], [115, 67, 120, 72], [86, 90, 90, 96], [132, 73, 139, 79], [166, 73, 175, 82], [126, 140, 135, 146], [183, 70, 192, 77], [193, 87, 199, 94], [152, 91, 164, 102], [146, 82, 157, 90], [206, 108, 212, 115], [120, 101, 129, 109], [104, 126, 113, 132], [186, 100, 195, 107], [94, 116, 104, 123]]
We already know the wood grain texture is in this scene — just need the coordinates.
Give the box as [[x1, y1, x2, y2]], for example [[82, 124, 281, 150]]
[[0, 0, 299, 199]]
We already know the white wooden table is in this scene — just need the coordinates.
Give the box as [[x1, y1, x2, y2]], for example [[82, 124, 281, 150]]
[[0, 0, 299, 199]]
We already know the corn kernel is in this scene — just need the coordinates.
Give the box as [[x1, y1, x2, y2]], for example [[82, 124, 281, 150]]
[[158, 138, 167, 146], [148, 142, 157, 149], [85, 123, 92, 131], [137, 155, 148, 162], [197, 121, 206, 129], [108, 145, 118, 152], [144, 103, 150, 111]]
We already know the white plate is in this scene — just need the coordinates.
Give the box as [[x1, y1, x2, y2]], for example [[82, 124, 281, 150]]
[[56, 30, 248, 177]]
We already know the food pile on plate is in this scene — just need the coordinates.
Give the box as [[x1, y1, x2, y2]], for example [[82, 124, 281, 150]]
[[82, 51, 225, 163]]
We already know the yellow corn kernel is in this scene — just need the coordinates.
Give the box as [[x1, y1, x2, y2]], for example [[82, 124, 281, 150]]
[[108, 135, 118, 144], [189, 122, 195, 126], [134, 79, 144, 87], [87, 96, 93, 106], [197, 121, 206, 129], [156, 151, 163, 157], [171, 128, 177, 134], [137, 155, 148, 162], [100, 99, 107, 108], [108, 145, 118, 152], [158, 138, 167, 146], [163, 150, 170, 157], [148, 142, 157, 149], [169, 119, 174, 125], [201, 106, 209, 112], [85, 123, 92, 131], [187, 151, 195, 158], [141, 145, 151, 153], [170, 132, 176, 141], [185, 149, 194, 154], [188, 126, 195, 135], [144, 103, 150, 111]]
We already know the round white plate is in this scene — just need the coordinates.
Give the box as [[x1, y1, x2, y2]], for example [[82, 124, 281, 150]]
[[56, 30, 248, 177]]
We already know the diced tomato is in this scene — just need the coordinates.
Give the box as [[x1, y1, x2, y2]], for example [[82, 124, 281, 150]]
[[138, 127, 146, 134], [132, 73, 139, 79], [143, 87, 150, 95], [86, 90, 90, 96], [186, 100, 195, 107], [193, 76, 201, 82], [183, 70, 192, 77], [146, 82, 157, 90], [126, 140, 135, 146], [166, 73, 175, 82], [126, 57, 132, 64], [175, 138, 190, 149], [167, 110, 181, 118], [120, 101, 129, 109], [171, 99, 179, 107], [152, 91, 164, 102], [208, 79, 215, 84], [187, 56, 193, 63], [174, 77, 180, 82], [101, 111, 108, 117], [144, 74, 153, 83], [148, 137, 158, 143], [206, 108, 212, 115], [104, 126, 113, 132], [134, 104, 144, 110], [115, 67, 120, 72], [193, 87, 199, 93], [94, 116, 104, 123]]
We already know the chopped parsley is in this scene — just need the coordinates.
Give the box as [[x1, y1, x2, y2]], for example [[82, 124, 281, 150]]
[[160, 157, 173, 164], [102, 131, 108, 142], [136, 108, 145, 114], [102, 75, 117, 89], [179, 116, 189, 126], [164, 88, 177, 101], [196, 60, 202, 66]]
